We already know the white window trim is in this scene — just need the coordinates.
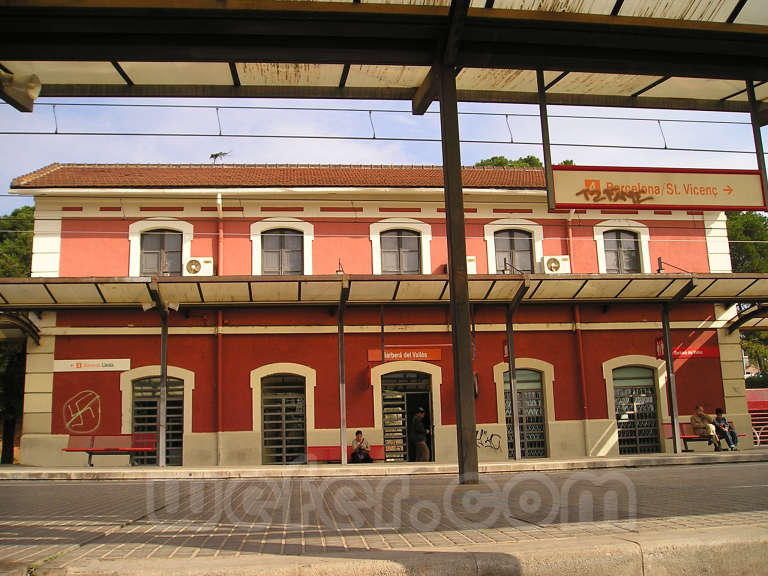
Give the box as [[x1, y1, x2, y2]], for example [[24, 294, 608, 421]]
[[250, 362, 317, 445], [593, 219, 651, 274], [129, 219, 193, 277], [493, 358, 555, 430], [120, 365, 195, 435], [370, 218, 432, 275], [484, 219, 544, 274], [250, 218, 314, 275]]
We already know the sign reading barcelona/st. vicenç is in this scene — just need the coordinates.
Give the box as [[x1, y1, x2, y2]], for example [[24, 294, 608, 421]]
[[552, 166, 765, 211]]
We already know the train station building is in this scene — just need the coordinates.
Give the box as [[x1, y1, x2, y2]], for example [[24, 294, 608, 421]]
[[2, 162, 765, 467]]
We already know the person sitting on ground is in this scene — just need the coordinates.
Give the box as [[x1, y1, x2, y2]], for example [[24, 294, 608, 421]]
[[350, 430, 373, 463], [714, 408, 738, 451], [690, 405, 723, 451]]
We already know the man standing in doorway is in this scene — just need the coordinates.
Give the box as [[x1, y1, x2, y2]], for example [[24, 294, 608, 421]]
[[411, 407, 430, 462]]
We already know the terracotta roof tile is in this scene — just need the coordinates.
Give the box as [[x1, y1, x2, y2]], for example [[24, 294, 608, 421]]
[[12, 164, 546, 189]]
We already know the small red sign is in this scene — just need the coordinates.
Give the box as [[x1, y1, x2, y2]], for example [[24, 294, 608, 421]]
[[672, 346, 720, 359], [368, 348, 442, 362]]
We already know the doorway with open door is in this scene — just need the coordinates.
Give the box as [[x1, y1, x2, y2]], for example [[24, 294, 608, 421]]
[[381, 371, 433, 462]]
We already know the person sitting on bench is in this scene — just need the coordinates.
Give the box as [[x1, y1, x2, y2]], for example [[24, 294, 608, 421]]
[[690, 405, 723, 451], [350, 430, 373, 463], [714, 408, 738, 451]]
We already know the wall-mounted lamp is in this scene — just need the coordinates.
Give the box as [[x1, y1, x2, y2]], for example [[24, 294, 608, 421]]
[[336, 258, 345, 275]]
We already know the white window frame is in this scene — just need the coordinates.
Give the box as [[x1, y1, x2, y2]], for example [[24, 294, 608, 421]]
[[129, 219, 193, 277], [593, 219, 651, 274], [370, 218, 432, 275], [250, 218, 314, 276], [484, 219, 544, 274]]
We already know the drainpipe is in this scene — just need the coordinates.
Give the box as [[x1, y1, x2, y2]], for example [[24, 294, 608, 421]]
[[159, 305, 168, 467], [573, 304, 590, 456], [567, 214, 590, 455], [338, 279, 350, 465], [216, 193, 224, 465]]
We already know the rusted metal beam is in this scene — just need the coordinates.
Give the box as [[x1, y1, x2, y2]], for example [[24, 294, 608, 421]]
[[439, 61, 478, 484]]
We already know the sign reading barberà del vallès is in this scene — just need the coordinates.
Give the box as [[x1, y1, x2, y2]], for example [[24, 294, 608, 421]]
[[552, 166, 765, 211]]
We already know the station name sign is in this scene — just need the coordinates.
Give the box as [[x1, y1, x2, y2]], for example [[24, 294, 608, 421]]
[[54, 358, 131, 372], [553, 166, 765, 211], [368, 348, 442, 362]]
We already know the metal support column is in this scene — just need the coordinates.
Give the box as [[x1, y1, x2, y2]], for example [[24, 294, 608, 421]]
[[158, 307, 168, 467], [505, 304, 521, 461], [537, 70, 556, 211], [661, 303, 682, 454], [338, 280, 350, 465], [438, 63, 478, 484], [747, 79, 768, 208]]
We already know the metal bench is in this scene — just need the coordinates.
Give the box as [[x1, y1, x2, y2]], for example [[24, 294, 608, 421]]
[[63, 433, 157, 466], [662, 422, 745, 452]]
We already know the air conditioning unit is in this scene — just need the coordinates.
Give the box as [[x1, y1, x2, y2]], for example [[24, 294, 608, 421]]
[[544, 255, 571, 274], [183, 257, 214, 276]]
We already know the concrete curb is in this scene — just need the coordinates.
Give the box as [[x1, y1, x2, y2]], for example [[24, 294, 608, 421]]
[[2, 451, 768, 481], [32, 526, 768, 576]]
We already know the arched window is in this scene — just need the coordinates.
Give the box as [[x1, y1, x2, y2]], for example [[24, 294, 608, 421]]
[[140, 229, 183, 276], [494, 229, 533, 273], [604, 230, 641, 274], [381, 229, 421, 274], [262, 228, 303, 276]]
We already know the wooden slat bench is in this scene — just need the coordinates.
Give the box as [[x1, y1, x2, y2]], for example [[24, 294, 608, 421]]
[[63, 433, 157, 467], [662, 422, 745, 452]]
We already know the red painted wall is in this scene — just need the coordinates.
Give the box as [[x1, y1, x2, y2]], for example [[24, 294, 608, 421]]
[[60, 219, 129, 276]]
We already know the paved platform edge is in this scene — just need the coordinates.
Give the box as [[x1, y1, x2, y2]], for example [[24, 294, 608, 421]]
[[21, 525, 768, 576], [2, 451, 767, 481]]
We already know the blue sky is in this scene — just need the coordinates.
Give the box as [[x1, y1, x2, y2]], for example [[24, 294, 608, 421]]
[[1, 97, 765, 216]]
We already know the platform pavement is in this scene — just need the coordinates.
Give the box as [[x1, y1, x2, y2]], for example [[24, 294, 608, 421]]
[[2, 448, 768, 481], [0, 458, 767, 575]]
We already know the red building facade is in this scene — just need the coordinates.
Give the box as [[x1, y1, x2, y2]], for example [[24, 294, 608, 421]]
[[9, 164, 753, 466]]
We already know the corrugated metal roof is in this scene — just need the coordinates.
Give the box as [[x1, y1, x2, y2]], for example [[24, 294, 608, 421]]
[[11, 163, 547, 189]]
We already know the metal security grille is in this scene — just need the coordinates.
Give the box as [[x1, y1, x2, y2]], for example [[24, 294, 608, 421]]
[[382, 372, 431, 462], [504, 370, 547, 458], [262, 375, 306, 465], [132, 377, 184, 466], [613, 366, 660, 455]]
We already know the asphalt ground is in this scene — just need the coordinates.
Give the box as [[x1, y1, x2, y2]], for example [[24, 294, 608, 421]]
[[1, 461, 767, 574]]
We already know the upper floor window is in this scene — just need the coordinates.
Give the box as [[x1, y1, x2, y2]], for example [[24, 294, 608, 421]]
[[494, 229, 533, 274], [484, 219, 543, 274], [129, 219, 193, 277], [250, 218, 314, 275], [603, 230, 640, 274], [140, 229, 183, 276], [381, 229, 421, 274], [594, 220, 650, 274], [370, 218, 432, 275], [262, 228, 303, 276]]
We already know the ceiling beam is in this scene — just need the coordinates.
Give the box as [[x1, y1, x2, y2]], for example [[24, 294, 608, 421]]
[[412, 0, 470, 116], [3, 5, 768, 82]]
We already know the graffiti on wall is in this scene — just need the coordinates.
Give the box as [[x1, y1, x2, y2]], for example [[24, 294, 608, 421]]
[[476, 428, 502, 451], [63, 390, 101, 433]]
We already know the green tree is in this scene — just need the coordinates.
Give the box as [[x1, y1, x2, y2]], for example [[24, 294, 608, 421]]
[[475, 155, 542, 168], [0, 206, 33, 463], [727, 211, 768, 273], [0, 206, 33, 277], [727, 211, 768, 382], [558, 159, 575, 166]]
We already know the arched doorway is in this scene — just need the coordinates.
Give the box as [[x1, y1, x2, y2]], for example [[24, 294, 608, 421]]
[[504, 369, 547, 458], [261, 374, 307, 465], [381, 371, 433, 462], [613, 366, 661, 454], [131, 376, 184, 466]]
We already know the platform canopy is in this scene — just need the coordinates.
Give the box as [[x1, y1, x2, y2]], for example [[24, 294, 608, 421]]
[[1, 0, 768, 120], [1, 273, 768, 310]]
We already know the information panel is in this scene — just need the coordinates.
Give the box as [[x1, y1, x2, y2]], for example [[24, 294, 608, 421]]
[[552, 166, 765, 211]]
